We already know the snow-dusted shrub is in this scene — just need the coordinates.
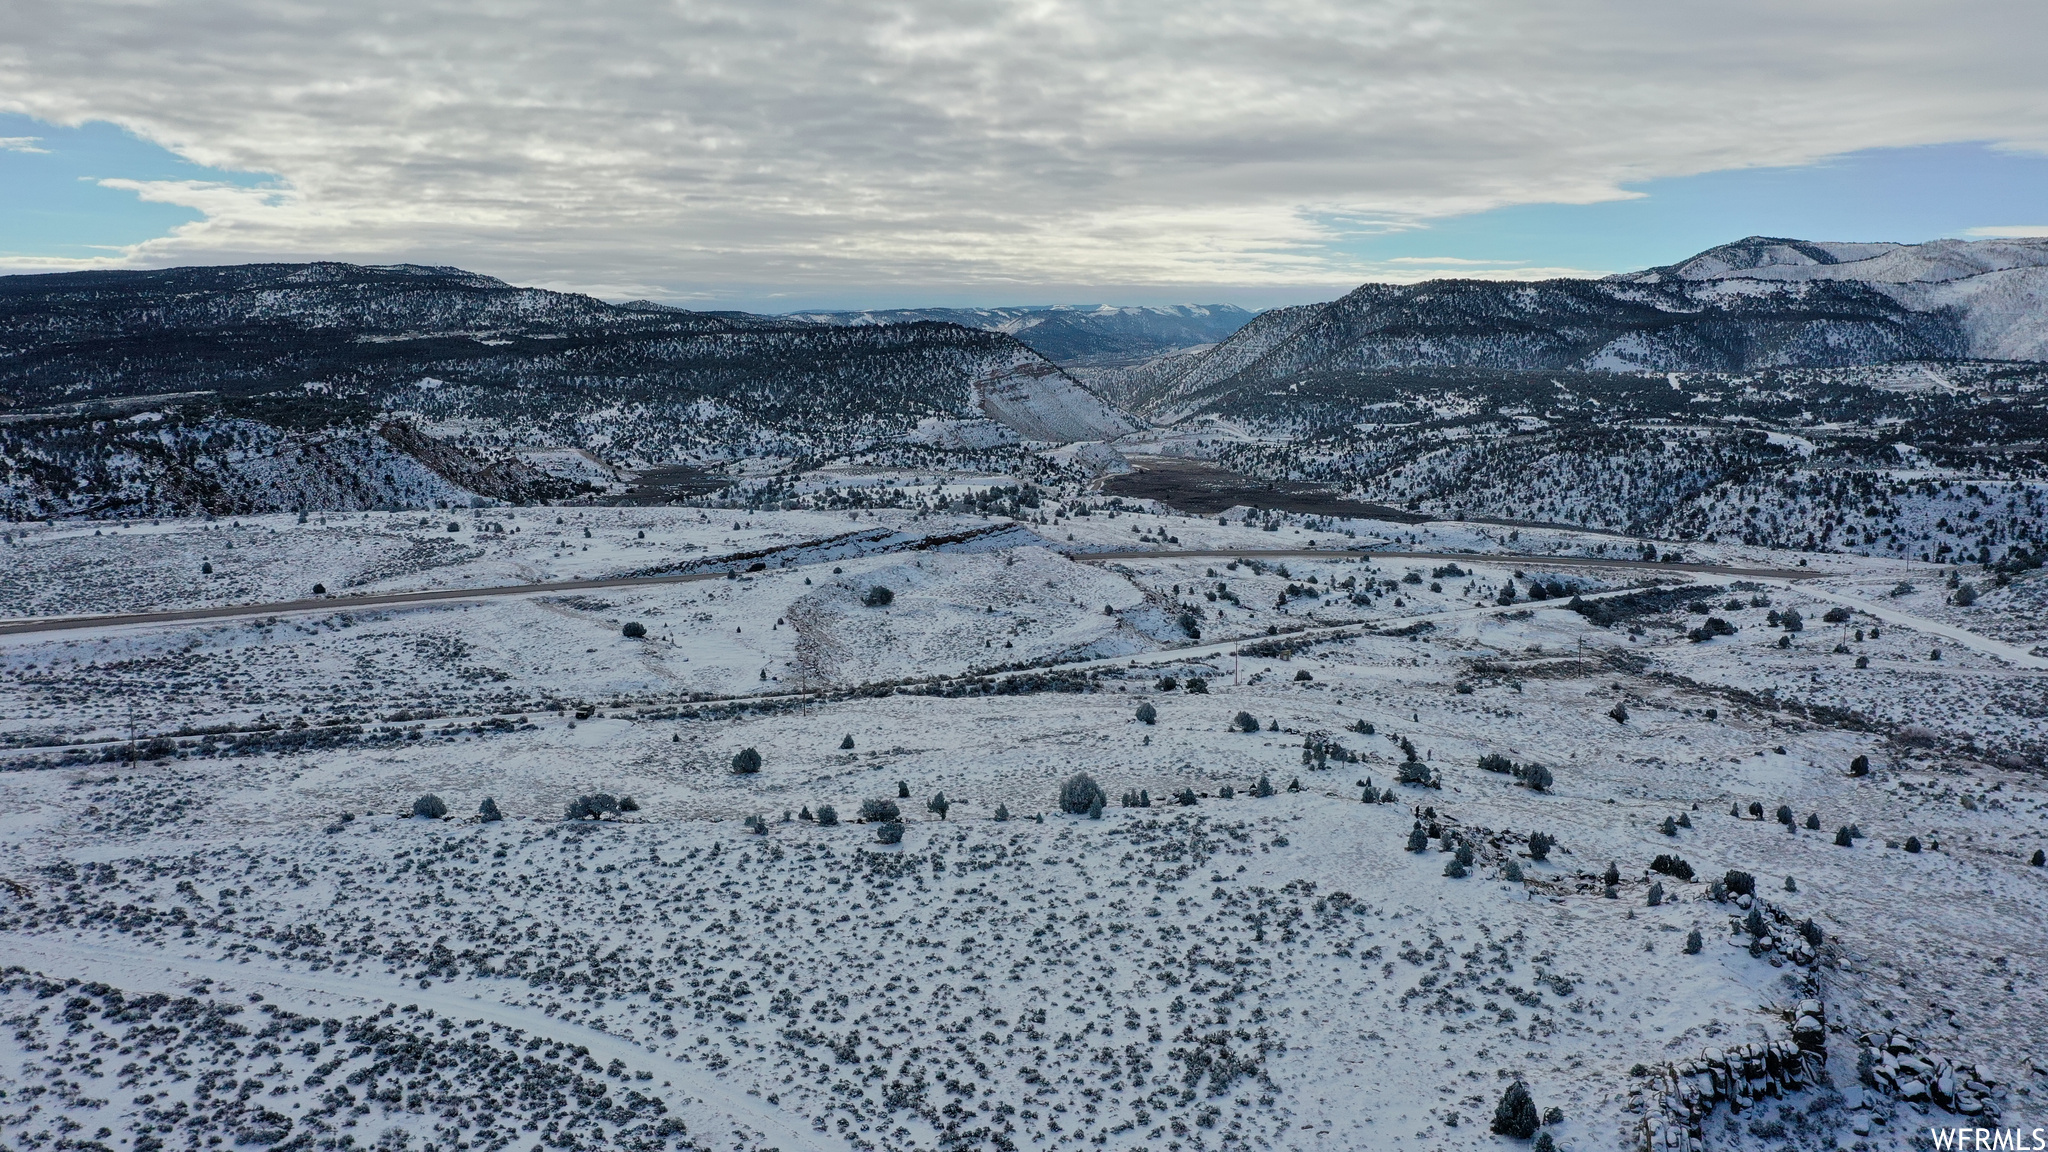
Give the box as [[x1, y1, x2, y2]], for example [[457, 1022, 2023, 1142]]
[[1723, 870, 1755, 897], [1477, 753, 1514, 774], [565, 793, 619, 820], [1397, 761, 1431, 786], [1059, 772, 1107, 815], [618, 796, 639, 812], [1231, 711, 1260, 733], [1650, 854, 1693, 882], [875, 821, 905, 844], [861, 585, 894, 607], [621, 621, 646, 638], [412, 794, 448, 819], [1516, 762, 1553, 791], [859, 798, 900, 822]]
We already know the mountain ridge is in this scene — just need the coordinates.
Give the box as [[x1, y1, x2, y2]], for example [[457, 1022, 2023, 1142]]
[[1117, 236, 2048, 420]]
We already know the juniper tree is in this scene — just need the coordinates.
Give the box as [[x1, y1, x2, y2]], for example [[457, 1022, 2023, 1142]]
[[1603, 861, 1620, 887], [1232, 711, 1260, 733], [1455, 843, 1474, 866], [1527, 831, 1554, 861], [1684, 928, 1703, 954], [1255, 775, 1275, 798], [1503, 861, 1523, 882], [1676, 812, 1691, 828], [478, 798, 503, 822], [1060, 773, 1107, 814], [1177, 787, 1199, 805], [1218, 784, 1236, 800], [799, 805, 814, 821], [1407, 825, 1429, 852], [1776, 804, 1794, 825], [1443, 858, 1468, 878], [927, 793, 949, 820], [412, 794, 448, 819], [897, 780, 910, 799], [817, 804, 839, 826], [859, 798, 900, 822], [1805, 812, 1821, 830], [1783, 875, 1797, 892], [622, 621, 647, 638], [618, 796, 639, 812], [1647, 881, 1663, 906], [841, 734, 855, 750], [1492, 1082, 1540, 1138], [1723, 870, 1755, 897], [1660, 816, 1678, 836], [1834, 825, 1855, 847], [1745, 907, 1767, 937], [994, 803, 1010, 822], [875, 821, 905, 844], [1519, 763, 1553, 791], [1136, 702, 1157, 725], [731, 748, 762, 774]]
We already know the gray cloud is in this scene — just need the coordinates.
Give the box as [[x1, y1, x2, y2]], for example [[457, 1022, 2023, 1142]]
[[2, 0, 2043, 304]]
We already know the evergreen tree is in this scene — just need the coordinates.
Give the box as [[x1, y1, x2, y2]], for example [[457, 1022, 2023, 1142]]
[[994, 803, 1010, 822], [1492, 1082, 1539, 1138], [817, 804, 838, 826], [841, 734, 855, 750], [731, 747, 763, 774], [1060, 773, 1107, 814], [1136, 702, 1157, 725], [478, 798, 503, 822], [1684, 928, 1703, 954], [927, 793, 949, 820], [1255, 775, 1275, 798], [412, 794, 447, 819], [1407, 825, 1429, 852]]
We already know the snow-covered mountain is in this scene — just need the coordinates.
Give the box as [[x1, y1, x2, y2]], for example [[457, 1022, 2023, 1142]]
[[1124, 236, 2048, 419], [1615, 235, 2048, 362], [787, 303, 1255, 366], [0, 263, 1140, 516]]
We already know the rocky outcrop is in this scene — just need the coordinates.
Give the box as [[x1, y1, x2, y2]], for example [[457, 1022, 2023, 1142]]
[[1855, 1030, 2007, 1120], [1636, 1005, 1827, 1151]]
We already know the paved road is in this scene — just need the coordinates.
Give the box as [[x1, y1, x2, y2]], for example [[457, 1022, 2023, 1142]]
[[0, 543, 1819, 638], [1076, 546, 1825, 581], [0, 569, 727, 638]]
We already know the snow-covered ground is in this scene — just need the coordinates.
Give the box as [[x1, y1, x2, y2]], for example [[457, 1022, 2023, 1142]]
[[3, 499, 2045, 1152]]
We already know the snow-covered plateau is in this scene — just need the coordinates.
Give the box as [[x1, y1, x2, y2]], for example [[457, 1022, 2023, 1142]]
[[2, 499, 2044, 1152]]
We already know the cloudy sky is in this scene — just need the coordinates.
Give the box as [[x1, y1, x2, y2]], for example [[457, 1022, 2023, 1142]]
[[2, 0, 2045, 309]]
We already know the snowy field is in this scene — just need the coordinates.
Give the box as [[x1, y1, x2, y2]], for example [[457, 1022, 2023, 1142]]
[[3, 498, 2046, 1152]]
